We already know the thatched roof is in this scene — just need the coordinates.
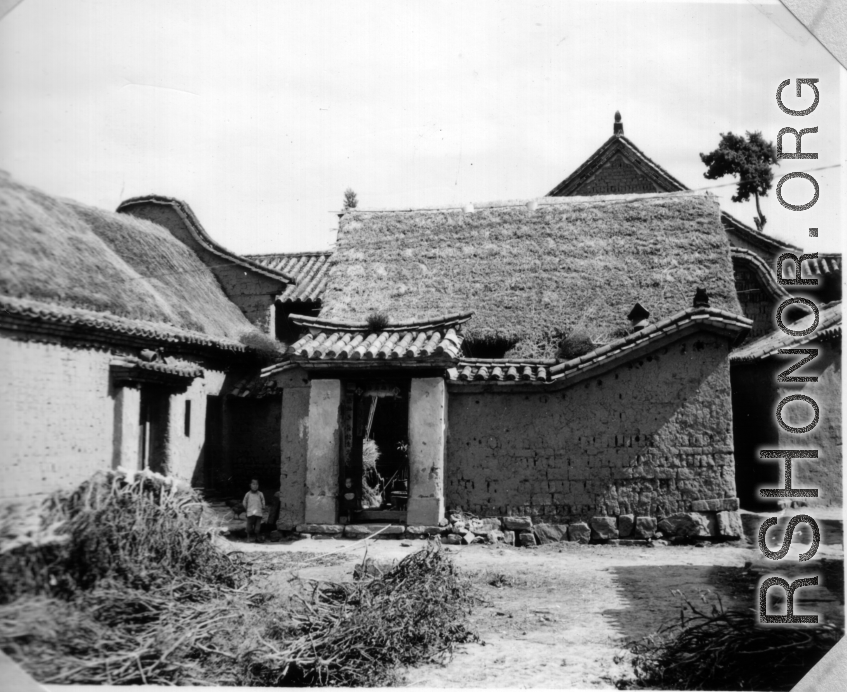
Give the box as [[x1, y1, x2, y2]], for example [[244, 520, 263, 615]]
[[321, 192, 744, 358], [0, 172, 256, 342]]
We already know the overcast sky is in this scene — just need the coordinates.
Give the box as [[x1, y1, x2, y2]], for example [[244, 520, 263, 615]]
[[0, 0, 842, 254]]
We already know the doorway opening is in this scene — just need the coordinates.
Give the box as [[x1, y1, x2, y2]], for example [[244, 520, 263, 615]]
[[342, 381, 409, 524], [139, 386, 170, 474]]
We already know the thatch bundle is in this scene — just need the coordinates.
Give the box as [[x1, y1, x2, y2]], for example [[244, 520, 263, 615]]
[[0, 172, 255, 340], [0, 468, 241, 601], [0, 472, 478, 686], [621, 596, 843, 690], [245, 541, 479, 686], [324, 192, 741, 357]]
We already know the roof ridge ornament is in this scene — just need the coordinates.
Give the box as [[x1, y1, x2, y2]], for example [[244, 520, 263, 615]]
[[614, 111, 624, 136]]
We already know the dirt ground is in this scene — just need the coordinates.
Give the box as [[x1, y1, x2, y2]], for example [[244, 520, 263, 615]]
[[216, 532, 844, 689]]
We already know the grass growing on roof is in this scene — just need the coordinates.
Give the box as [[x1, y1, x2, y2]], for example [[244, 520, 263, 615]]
[[323, 193, 741, 358]]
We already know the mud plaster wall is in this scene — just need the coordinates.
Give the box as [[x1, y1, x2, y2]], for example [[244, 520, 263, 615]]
[[732, 342, 842, 510], [445, 333, 737, 522], [276, 368, 310, 529], [120, 204, 281, 332]]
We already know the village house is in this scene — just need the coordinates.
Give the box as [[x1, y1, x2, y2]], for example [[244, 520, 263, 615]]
[[0, 174, 292, 501], [1, 112, 840, 541], [256, 190, 753, 541]]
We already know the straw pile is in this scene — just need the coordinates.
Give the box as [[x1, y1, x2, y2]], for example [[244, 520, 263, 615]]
[[245, 541, 479, 686], [621, 596, 843, 690], [0, 471, 478, 686], [324, 193, 740, 358]]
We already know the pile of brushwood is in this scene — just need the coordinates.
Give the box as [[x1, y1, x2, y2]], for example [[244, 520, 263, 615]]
[[618, 596, 843, 690], [0, 469, 477, 686]]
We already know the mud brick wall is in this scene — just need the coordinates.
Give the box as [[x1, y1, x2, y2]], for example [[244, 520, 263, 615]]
[[732, 342, 842, 510], [445, 334, 737, 522], [0, 337, 116, 500], [120, 203, 281, 333], [575, 154, 659, 195]]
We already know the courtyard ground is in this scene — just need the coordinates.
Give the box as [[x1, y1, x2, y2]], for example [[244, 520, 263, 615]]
[[217, 532, 844, 689]]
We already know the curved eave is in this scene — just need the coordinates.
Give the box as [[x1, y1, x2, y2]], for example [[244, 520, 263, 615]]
[[117, 196, 294, 285]]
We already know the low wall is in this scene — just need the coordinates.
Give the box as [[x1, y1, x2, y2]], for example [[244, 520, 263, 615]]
[[445, 333, 738, 522]]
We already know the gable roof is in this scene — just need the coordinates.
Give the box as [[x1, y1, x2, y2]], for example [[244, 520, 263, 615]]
[[245, 251, 332, 303], [547, 126, 801, 256], [731, 301, 841, 363], [320, 191, 743, 359], [0, 173, 257, 344], [117, 195, 294, 285]]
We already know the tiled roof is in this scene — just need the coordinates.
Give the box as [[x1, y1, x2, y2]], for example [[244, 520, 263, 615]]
[[803, 253, 841, 277], [731, 301, 841, 362], [448, 307, 751, 386], [246, 251, 332, 303], [448, 359, 556, 383], [281, 313, 471, 365], [110, 357, 204, 386], [0, 295, 248, 354]]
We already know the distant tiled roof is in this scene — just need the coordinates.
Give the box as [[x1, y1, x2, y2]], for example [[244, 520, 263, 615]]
[[246, 251, 332, 303], [731, 301, 841, 362], [448, 307, 751, 387], [278, 313, 471, 366], [547, 132, 800, 255], [0, 295, 248, 354]]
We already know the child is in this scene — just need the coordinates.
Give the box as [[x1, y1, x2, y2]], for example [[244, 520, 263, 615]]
[[340, 477, 356, 524], [243, 479, 265, 542]]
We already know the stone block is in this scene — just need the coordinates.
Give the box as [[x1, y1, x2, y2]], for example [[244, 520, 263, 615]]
[[405, 525, 444, 536], [716, 510, 743, 539], [484, 530, 505, 543], [519, 531, 537, 547], [470, 517, 502, 533], [590, 516, 619, 540], [443, 534, 462, 545], [534, 523, 569, 544], [503, 530, 516, 546], [343, 524, 404, 538], [568, 522, 591, 543], [452, 521, 468, 535], [296, 524, 344, 534], [657, 513, 711, 539], [462, 531, 477, 545], [634, 516, 657, 539], [618, 514, 635, 538], [503, 516, 532, 531]]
